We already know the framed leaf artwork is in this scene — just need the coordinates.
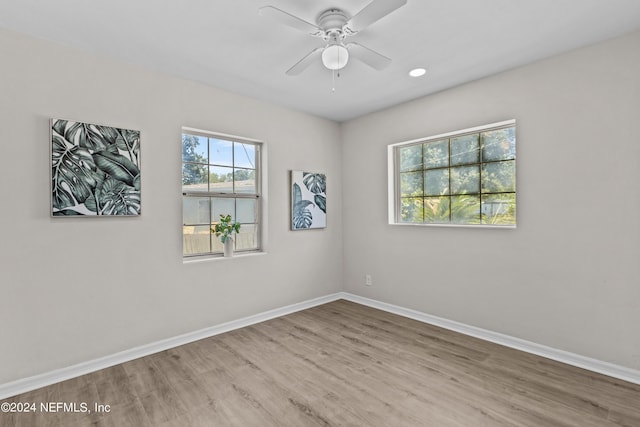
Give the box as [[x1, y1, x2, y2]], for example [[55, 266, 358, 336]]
[[50, 118, 141, 216], [291, 170, 326, 230]]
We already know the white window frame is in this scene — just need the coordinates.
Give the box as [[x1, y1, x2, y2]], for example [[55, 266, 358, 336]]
[[182, 127, 266, 258], [388, 119, 516, 228]]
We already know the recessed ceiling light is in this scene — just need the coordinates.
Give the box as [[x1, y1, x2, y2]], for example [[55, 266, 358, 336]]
[[409, 68, 427, 77]]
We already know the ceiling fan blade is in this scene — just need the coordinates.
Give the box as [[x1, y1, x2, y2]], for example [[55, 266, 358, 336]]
[[259, 6, 323, 37], [346, 42, 391, 70], [346, 0, 407, 33], [286, 47, 324, 76]]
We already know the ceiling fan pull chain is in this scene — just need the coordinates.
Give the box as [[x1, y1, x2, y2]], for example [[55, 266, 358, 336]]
[[332, 69, 336, 92]]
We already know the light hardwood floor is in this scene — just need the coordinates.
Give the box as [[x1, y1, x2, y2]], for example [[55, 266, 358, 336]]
[[2, 300, 640, 426]]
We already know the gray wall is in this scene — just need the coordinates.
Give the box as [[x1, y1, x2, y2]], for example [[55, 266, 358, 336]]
[[0, 29, 343, 385], [341, 31, 640, 369], [1, 26, 639, 386]]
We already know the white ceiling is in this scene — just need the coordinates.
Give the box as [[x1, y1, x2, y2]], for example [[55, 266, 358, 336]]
[[1, 0, 639, 122]]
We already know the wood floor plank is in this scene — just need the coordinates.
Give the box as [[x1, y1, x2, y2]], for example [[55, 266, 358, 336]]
[[2, 300, 640, 426]]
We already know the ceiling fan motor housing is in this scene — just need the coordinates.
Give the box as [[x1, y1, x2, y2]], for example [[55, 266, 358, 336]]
[[317, 9, 350, 39]]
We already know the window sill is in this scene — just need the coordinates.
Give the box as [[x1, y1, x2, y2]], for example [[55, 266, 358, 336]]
[[389, 222, 516, 229], [183, 251, 267, 264]]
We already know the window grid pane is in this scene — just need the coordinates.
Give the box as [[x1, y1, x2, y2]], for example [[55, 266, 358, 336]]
[[423, 140, 449, 169], [400, 197, 424, 223], [400, 171, 424, 197], [450, 134, 479, 166], [182, 132, 261, 257], [183, 225, 212, 256], [399, 144, 423, 172], [424, 196, 450, 223], [396, 124, 515, 226]]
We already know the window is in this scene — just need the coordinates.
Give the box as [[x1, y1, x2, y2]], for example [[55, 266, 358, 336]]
[[182, 129, 262, 257], [389, 120, 516, 226]]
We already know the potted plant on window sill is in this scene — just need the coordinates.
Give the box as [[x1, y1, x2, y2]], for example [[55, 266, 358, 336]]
[[212, 214, 241, 257]]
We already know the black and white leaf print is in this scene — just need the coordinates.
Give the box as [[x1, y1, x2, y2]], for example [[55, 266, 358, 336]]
[[314, 194, 326, 214], [291, 171, 326, 230], [302, 173, 326, 194], [98, 178, 141, 216], [92, 150, 140, 188], [51, 133, 97, 208], [51, 119, 141, 216], [292, 182, 313, 229]]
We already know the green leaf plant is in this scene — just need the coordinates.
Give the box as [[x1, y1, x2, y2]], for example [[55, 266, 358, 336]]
[[211, 214, 241, 243]]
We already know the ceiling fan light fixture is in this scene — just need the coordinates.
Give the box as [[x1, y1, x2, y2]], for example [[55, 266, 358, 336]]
[[322, 44, 349, 70]]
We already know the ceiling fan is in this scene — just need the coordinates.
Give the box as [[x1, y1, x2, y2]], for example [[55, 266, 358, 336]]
[[259, 0, 407, 76]]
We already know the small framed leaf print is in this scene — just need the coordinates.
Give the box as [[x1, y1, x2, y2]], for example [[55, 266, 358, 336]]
[[291, 170, 326, 230], [51, 118, 141, 216]]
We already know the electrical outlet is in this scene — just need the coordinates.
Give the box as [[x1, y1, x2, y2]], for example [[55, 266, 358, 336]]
[[365, 274, 372, 286]]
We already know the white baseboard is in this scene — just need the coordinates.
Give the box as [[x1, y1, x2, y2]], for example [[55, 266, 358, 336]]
[[0, 293, 344, 400], [339, 292, 640, 385], [2, 291, 638, 399]]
